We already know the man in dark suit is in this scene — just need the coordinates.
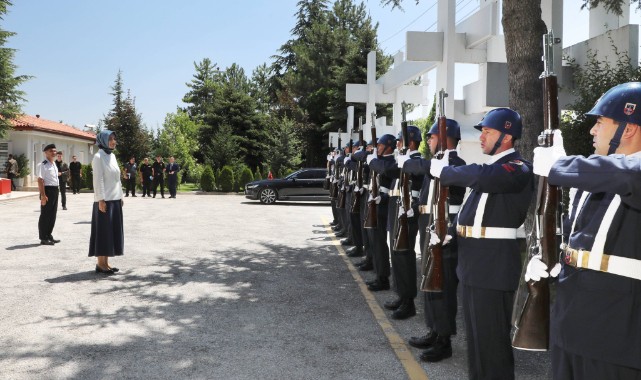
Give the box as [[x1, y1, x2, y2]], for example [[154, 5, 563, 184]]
[[166, 156, 180, 198], [152, 154, 165, 198]]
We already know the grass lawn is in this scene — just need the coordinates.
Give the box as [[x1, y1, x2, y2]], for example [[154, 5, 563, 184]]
[[177, 182, 200, 192]]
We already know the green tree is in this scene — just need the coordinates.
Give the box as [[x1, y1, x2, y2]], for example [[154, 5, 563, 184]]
[[219, 166, 234, 192], [272, 0, 391, 167], [238, 166, 254, 191], [0, 0, 30, 138], [265, 117, 302, 176], [200, 165, 216, 192], [102, 71, 152, 164], [158, 110, 200, 176]]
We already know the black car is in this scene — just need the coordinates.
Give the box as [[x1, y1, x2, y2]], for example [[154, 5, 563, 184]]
[[245, 168, 329, 204]]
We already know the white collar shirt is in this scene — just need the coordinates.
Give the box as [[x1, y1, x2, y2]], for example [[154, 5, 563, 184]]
[[38, 159, 59, 186]]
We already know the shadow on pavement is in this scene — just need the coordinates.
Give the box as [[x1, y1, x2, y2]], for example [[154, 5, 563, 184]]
[[6, 243, 42, 250], [44, 271, 103, 283]]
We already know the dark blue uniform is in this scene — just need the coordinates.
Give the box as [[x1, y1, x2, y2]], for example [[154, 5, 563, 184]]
[[440, 149, 534, 380], [368, 155, 395, 282], [334, 155, 346, 234], [548, 154, 641, 379], [345, 157, 362, 249], [353, 149, 373, 266], [404, 151, 466, 338]]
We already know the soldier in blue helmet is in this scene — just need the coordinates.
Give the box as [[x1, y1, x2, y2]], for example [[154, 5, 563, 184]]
[[364, 134, 397, 291], [371, 125, 425, 319], [430, 108, 535, 379], [353, 139, 374, 271], [531, 82, 641, 379], [398, 119, 467, 362]]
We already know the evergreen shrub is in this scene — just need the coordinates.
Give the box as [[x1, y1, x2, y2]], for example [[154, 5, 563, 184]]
[[219, 166, 234, 192], [200, 165, 216, 192]]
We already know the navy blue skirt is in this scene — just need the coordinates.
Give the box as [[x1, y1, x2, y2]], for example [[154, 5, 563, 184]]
[[88, 200, 124, 257]]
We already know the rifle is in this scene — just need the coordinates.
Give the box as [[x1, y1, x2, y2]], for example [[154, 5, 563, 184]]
[[351, 117, 365, 214], [331, 129, 342, 200], [393, 104, 411, 252], [337, 135, 352, 209], [363, 113, 378, 229], [512, 31, 562, 351], [420, 89, 449, 292]]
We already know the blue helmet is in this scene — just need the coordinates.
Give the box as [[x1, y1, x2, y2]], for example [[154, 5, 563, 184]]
[[353, 140, 361, 148], [397, 125, 422, 143], [378, 134, 397, 150], [474, 108, 522, 139], [428, 119, 461, 140], [586, 82, 641, 154], [586, 82, 641, 125]]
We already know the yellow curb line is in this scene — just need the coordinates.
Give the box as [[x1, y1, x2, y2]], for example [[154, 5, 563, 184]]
[[323, 217, 429, 380]]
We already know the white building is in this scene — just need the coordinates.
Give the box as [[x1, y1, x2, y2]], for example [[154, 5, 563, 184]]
[[1, 114, 96, 189]]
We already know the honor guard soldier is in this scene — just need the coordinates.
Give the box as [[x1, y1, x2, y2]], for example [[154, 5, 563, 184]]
[[37, 144, 60, 245], [152, 154, 166, 198], [341, 142, 356, 247], [139, 157, 153, 197], [353, 142, 373, 267], [55, 151, 69, 210], [345, 141, 365, 256], [327, 150, 340, 227], [531, 82, 641, 380], [333, 148, 347, 237], [400, 119, 466, 361], [124, 156, 137, 197], [365, 134, 398, 291], [430, 108, 534, 379], [378, 126, 424, 319]]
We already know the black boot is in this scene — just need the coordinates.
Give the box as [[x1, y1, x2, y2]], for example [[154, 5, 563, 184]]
[[340, 238, 353, 245], [383, 297, 402, 310], [419, 335, 452, 362], [346, 246, 363, 257], [391, 298, 416, 320], [367, 277, 390, 291], [357, 261, 373, 271], [408, 331, 437, 349]]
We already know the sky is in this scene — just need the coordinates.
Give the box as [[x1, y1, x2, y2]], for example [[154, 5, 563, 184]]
[[3, 0, 639, 131]]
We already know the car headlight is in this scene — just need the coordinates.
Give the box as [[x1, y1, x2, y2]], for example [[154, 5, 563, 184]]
[[246, 184, 259, 189]]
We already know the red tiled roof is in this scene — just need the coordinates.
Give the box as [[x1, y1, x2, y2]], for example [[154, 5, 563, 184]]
[[11, 114, 96, 142]]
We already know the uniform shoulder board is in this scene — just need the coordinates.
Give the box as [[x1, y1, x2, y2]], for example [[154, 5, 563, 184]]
[[42, 160, 48, 164], [508, 160, 524, 165]]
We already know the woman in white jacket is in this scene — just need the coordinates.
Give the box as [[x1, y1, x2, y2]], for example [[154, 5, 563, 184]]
[[89, 130, 124, 274]]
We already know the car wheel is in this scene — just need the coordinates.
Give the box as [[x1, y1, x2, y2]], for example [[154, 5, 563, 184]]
[[259, 187, 277, 204]]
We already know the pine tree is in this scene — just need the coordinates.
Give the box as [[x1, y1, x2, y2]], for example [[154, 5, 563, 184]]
[[0, 0, 30, 138], [102, 71, 151, 164]]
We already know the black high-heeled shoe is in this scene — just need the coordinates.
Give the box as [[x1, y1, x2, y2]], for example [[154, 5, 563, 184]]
[[95, 265, 115, 274], [110, 267, 119, 272]]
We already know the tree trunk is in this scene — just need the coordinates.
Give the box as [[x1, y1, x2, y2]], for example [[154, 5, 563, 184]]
[[502, 0, 547, 163], [502, 0, 547, 242]]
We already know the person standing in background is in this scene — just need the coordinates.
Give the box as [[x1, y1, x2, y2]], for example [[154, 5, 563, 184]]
[[38, 144, 59, 245], [5, 154, 18, 191], [152, 154, 165, 199], [69, 155, 82, 194], [165, 156, 180, 198], [139, 157, 152, 197], [55, 151, 69, 210], [123, 156, 137, 197]]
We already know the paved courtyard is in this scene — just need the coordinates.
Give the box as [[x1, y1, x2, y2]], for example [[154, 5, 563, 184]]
[[0, 192, 550, 379]]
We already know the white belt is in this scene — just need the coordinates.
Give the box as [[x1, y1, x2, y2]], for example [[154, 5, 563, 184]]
[[379, 186, 390, 194], [563, 246, 641, 281], [419, 205, 461, 215], [390, 189, 400, 197], [456, 225, 518, 239], [411, 190, 420, 198]]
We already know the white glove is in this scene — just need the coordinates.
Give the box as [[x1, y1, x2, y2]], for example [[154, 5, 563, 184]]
[[397, 153, 410, 169], [344, 157, 351, 165], [368, 194, 381, 204], [366, 152, 377, 166], [327, 154, 332, 161], [524, 254, 562, 282], [533, 129, 566, 177], [359, 187, 365, 194], [398, 205, 405, 218], [429, 232, 441, 246], [406, 208, 414, 218], [429, 232, 452, 246], [354, 185, 360, 193], [430, 151, 449, 178]]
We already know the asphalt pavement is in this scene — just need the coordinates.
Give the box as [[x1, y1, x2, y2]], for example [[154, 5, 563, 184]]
[[0, 192, 550, 379]]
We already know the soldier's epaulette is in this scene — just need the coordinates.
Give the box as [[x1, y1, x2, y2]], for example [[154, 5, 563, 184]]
[[502, 160, 529, 173], [42, 160, 48, 164]]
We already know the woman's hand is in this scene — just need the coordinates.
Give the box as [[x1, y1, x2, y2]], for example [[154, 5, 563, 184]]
[[98, 200, 107, 213]]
